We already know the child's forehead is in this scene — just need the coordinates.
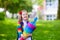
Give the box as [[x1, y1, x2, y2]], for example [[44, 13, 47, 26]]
[[22, 11, 28, 14]]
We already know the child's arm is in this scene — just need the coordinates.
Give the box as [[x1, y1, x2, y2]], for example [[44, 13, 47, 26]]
[[30, 11, 38, 22], [17, 22, 22, 38], [30, 11, 37, 18]]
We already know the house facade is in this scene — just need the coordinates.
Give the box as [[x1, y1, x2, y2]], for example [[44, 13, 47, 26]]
[[32, 0, 58, 20], [42, 0, 58, 20]]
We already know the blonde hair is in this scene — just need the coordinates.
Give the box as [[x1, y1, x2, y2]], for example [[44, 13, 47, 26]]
[[22, 10, 27, 14]]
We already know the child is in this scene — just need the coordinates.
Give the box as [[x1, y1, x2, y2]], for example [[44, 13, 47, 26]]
[[17, 10, 37, 40]]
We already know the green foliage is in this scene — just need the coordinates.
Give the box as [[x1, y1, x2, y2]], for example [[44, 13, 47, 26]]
[[37, 0, 43, 6], [33, 0, 43, 6], [0, 0, 32, 14], [0, 12, 5, 20]]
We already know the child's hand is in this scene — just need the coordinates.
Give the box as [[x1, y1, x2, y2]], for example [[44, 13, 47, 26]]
[[28, 34, 32, 37], [20, 34, 25, 40], [21, 34, 25, 38], [20, 37, 25, 40]]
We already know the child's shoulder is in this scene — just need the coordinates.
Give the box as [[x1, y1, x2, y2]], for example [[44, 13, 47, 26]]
[[18, 21, 23, 24]]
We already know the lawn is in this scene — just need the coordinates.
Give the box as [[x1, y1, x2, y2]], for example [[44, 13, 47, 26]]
[[0, 19, 60, 40], [0, 19, 17, 40]]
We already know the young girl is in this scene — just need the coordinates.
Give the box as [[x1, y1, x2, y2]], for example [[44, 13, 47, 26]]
[[17, 10, 37, 40]]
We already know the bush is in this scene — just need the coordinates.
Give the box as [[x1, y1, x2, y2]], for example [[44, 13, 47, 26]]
[[0, 12, 5, 20]]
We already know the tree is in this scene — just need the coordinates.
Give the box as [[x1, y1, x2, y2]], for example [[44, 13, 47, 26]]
[[37, 0, 43, 6], [58, 0, 60, 19], [8, 0, 32, 18], [0, 0, 32, 18]]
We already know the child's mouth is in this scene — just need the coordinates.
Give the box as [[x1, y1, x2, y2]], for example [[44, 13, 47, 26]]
[[24, 17, 27, 18]]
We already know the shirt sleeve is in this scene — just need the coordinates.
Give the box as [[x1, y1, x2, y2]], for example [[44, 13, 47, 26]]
[[31, 17, 38, 25], [17, 22, 22, 38], [30, 11, 37, 18]]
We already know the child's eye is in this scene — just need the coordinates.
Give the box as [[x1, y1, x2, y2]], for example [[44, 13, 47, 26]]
[[22, 14, 25, 15]]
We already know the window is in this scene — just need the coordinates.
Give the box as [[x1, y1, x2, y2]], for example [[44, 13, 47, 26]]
[[46, 15, 56, 20], [46, 15, 52, 20], [47, 18, 49, 20], [53, 15, 55, 17], [50, 15, 52, 17], [46, 0, 55, 6], [46, 0, 52, 6], [50, 18, 52, 20], [47, 15, 49, 17]]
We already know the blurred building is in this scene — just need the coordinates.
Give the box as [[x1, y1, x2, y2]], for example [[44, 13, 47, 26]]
[[43, 0, 58, 20], [32, 0, 58, 20]]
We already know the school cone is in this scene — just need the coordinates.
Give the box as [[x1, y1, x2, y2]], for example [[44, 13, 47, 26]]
[[20, 17, 38, 40]]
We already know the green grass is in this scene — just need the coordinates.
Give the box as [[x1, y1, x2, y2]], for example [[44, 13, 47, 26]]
[[0, 19, 60, 40], [33, 20, 60, 40], [0, 19, 17, 40]]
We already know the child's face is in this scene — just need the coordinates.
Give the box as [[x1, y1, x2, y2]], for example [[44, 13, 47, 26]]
[[22, 11, 28, 21]]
